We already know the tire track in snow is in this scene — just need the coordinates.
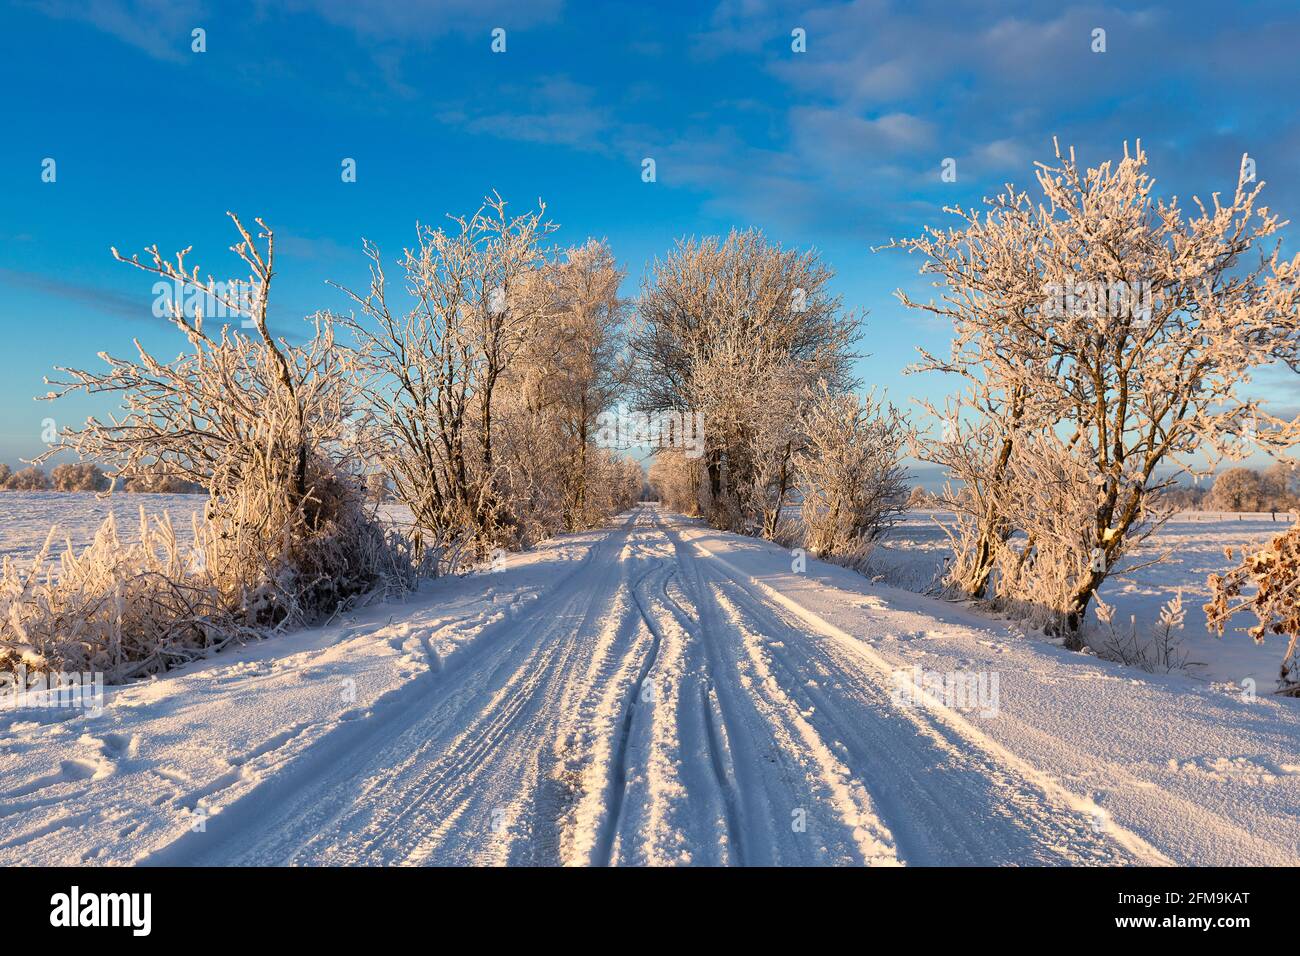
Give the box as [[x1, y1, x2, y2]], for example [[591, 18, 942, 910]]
[[710, 570, 1126, 864], [595, 559, 669, 864], [140, 513, 644, 866], [656, 561, 746, 865], [691, 533, 1173, 866], [580, 506, 740, 865], [659, 513, 898, 865]]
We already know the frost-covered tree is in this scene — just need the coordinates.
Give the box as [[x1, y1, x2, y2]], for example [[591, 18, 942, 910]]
[[741, 364, 810, 540], [892, 141, 1300, 645], [1207, 467, 1266, 512], [1197, 464, 1297, 513], [795, 384, 909, 563], [632, 229, 859, 532], [334, 194, 556, 553], [1260, 462, 1298, 513], [509, 239, 629, 532], [887, 174, 1063, 600], [50, 462, 107, 492]]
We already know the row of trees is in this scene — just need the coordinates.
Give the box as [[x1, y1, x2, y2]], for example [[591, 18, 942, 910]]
[[0, 463, 103, 491], [0, 462, 204, 493], [1188, 464, 1298, 514], [4, 201, 643, 679], [889, 140, 1300, 647]]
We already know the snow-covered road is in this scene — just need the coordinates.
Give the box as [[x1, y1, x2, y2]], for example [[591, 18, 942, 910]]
[[3, 505, 1298, 866]]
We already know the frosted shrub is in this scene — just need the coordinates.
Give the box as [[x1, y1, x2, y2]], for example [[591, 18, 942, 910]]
[[1206, 527, 1300, 695], [796, 384, 909, 567], [8, 214, 419, 679], [198, 455, 423, 629], [1092, 593, 1188, 674]]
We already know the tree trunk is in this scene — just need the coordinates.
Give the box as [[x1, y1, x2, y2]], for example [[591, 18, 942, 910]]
[[1062, 569, 1103, 650], [706, 449, 722, 501], [965, 520, 1011, 599]]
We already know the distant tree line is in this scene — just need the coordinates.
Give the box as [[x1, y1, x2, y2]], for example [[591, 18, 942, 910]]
[[0, 462, 203, 493], [908, 466, 1298, 516], [1160, 463, 1298, 514]]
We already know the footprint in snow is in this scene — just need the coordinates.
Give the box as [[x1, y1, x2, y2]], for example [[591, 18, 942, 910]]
[[60, 757, 113, 782], [80, 731, 139, 760]]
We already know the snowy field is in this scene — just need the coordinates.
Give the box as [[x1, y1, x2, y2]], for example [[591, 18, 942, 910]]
[[0, 501, 1297, 866], [0, 491, 206, 570], [0, 491, 415, 570], [871, 510, 1300, 691]]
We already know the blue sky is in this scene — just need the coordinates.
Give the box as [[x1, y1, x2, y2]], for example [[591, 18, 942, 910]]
[[2, 0, 1298, 475]]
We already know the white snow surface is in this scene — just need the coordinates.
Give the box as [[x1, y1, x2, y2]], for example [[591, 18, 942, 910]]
[[0, 491, 416, 569], [0, 491, 206, 568], [875, 509, 1300, 688], [1, 503, 1298, 865]]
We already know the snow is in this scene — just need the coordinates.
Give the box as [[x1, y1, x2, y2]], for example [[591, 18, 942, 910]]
[[0, 491, 415, 570], [1, 502, 1297, 865], [872, 509, 1300, 689], [0, 491, 205, 569]]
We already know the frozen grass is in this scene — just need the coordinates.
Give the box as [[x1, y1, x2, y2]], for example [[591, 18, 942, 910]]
[[0, 491, 206, 569], [0, 491, 416, 571], [0, 491, 422, 680]]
